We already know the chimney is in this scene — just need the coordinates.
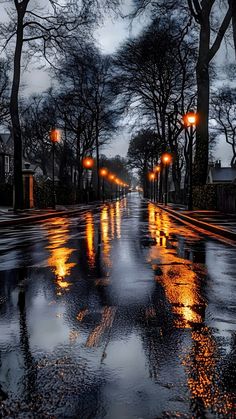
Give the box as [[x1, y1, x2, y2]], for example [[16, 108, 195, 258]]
[[215, 160, 221, 168]]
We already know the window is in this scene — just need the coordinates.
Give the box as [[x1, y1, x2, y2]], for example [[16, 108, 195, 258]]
[[4, 155, 9, 173]]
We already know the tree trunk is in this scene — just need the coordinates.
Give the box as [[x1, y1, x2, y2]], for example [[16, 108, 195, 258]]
[[193, 12, 210, 186], [95, 123, 101, 201], [10, 11, 25, 209]]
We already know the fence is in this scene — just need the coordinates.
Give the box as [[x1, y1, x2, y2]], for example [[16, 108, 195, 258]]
[[169, 184, 236, 213]]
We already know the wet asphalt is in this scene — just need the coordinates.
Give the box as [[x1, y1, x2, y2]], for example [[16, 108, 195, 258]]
[[0, 193, 235, 418]]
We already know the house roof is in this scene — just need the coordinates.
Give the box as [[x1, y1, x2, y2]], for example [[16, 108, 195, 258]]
[[210, 167, 236, 182], [0, 133, 11, 145]]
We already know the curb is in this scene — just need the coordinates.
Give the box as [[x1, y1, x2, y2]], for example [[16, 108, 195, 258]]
[[0, 208, 84, 227], [156, 204, 236, 243], [0, 197, 125, 228]]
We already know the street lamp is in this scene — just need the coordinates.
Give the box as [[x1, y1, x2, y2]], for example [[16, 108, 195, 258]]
[[183, 110, 198, 211], [148, 172, 155, 201], [161, 153, 171, 206], [154, 165, 160, 203], [82, 157, 94, 203], [50, 128, 60, 209], [99, 167, 108, 202]]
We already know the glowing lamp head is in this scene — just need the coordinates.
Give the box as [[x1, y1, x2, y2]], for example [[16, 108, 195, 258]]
[[109, 174, 115, 181], [162, 153, 171, 164], [154, 165, 161, 173], [82, 157, 94, 169], [50, 129, 60, 143], [149, 172, 155, 181], [184, 111, 198, 126], [100, 168, 108, 177]]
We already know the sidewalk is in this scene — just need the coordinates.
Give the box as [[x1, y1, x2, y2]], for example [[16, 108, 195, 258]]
[[156, 203, 236, 243], [0, 204, 87, 227]]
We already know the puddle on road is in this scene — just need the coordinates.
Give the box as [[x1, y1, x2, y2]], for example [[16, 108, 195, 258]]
[[0, 196, 235, 418]]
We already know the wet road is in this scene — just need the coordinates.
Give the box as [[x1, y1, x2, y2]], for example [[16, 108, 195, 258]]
[[0, 193, 235, 418]]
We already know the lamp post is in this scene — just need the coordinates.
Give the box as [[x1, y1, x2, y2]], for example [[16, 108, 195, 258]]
[[50, 129, 60, 209], [161, 153, 171, 206], [82, 157, 94, 203], [99, 167, 108, 202], [148, 172, 155, 201], [154, 165, 160, 203], [183, 111, 197, 211]]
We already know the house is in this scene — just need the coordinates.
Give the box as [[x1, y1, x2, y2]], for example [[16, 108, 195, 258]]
[[0, 132, 14, 183], [207, 160, 236, 184]]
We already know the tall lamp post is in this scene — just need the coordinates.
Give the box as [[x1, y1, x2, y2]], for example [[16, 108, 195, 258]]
[[82, 157, 94, 203], [154, 165, 160, 203], [99, 167, 108, 202], [50, 129, 60, 209], [183, 111, 198, 211], [161, 153, 171, 206]]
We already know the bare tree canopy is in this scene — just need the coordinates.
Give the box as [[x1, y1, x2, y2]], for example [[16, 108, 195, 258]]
[[0, 0, 116, 209]]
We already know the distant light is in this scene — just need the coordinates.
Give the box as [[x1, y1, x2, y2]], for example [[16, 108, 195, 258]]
[[100, 168, 108, 177], [50, 129, 60, 143], [162, 153, 171, 164], [149, 172, 155, 181], [82, 157, 94, 169]]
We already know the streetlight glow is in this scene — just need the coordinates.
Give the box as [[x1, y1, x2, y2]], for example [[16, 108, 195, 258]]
[[154, 165, 161, 173], [183, 111, 198, 127], [149, 172, 155, 181], [50, 129, 60, 143], [100, 168, 108, 177], [162, 153, 171, 164], [82, 157, 94, 169]]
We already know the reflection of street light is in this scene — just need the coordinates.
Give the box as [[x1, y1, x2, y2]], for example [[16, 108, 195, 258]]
[[154, 165, 160, 203], [115, 178, 120, 200], [183, 111, 198, 211], [108, 173, 115, 200], [50, 129, 60, 209], [161, 153, 171, 206], [82, 157, 94, 203], [99, 167, 108, 202], [148, 172, 155, 201]]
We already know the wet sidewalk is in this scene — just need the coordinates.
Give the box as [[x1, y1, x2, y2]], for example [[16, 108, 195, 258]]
[[157, 203, 236, 243], [0, 204, 94, 227]]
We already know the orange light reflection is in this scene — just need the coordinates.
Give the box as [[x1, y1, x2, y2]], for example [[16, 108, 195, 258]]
[[85, 212, 95, 268], [47, 218, 76, 290], [148, 203, 205, 328], [101, 206, 112, 268]]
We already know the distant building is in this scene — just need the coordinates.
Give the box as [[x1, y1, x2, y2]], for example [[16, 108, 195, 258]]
[[0, 132, 13, 183], [207, 160, 236, 184]]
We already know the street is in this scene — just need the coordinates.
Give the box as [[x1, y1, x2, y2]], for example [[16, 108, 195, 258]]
[[0, 193, 235, 418]]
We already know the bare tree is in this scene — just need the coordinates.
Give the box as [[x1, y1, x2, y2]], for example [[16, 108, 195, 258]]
[[114, 16, 197, 198], [127, 129, 163, 197], [0, 0, 106, 209], [21, 94, 56, 176], [0, 58, 10, 124], [53, 42, 119, 200], [126, 1, 234, 185]]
